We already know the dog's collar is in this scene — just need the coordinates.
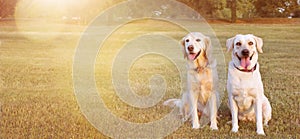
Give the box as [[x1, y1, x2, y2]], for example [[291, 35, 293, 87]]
[[194, 66, 205, 72], [194, 63, 209, 73], [234, 63, 257, 72]]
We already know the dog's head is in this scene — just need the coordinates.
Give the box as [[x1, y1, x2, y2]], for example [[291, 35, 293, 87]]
[[181, 32, 211, 62], [226, 34, 263, 70]]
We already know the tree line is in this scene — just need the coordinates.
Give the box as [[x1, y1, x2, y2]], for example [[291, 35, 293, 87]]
[[178, 0, 300, 21], [1, 0, 299, 22]]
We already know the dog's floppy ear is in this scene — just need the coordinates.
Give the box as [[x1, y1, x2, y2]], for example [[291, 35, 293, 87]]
[[204, 36, 211, 50], [180, 37, 187, 59], [204, 37, 214, 65], [204, 36, 212, 60], [253, 35, 263, 53], [226, 36, 235, 52]]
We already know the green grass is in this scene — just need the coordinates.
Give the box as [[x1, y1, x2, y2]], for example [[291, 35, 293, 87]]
[[0, 19, 299, 138]]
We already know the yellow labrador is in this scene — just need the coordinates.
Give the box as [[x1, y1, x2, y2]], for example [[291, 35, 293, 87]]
[[226, 34, 272, 135], [164, 32, 219, 130]]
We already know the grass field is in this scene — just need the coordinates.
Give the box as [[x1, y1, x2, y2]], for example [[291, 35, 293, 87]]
[[0, 19, 300, 138]]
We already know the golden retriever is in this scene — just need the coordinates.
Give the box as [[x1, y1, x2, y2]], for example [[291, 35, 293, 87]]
[[226, 34, 272, 135], [164, 32, 219, 130]]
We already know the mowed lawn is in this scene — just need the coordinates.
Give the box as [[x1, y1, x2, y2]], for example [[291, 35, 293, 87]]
[[0, 20, 299, 138]]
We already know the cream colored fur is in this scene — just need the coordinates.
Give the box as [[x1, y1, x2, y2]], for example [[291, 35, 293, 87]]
[[164, 32, 219, 130]]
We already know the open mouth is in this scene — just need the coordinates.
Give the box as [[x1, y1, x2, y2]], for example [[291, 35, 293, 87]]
[[236, 53, 254, 61], [188, 50, 201, 61], [235, 52, 254, 69]]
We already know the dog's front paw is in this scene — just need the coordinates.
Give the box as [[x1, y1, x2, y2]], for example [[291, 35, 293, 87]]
[[181, 117, 188, 122], [257, 130, 265, 135], [231, 125, 239, 133], [226, 120, 232, 124], [210, 124, 218, 130], [263, 123, 269, 127], [264, 120, 270, 127], [192, 123, 200, 129]]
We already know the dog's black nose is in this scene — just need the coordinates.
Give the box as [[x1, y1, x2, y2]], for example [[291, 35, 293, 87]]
[[188, 45, 194, 51], [242, 49, 249, 56]]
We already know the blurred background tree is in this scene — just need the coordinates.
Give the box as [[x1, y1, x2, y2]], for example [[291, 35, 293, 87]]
[[178, 0, 300, 21], [254, 0, 299, 17], [0, 0, 18, 18]]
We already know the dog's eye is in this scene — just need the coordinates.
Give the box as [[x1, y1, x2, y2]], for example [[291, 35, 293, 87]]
[[196, 39, 201, 42], [186, 39, 189, 42], [248, 41, 253, 45], [236, 42, 242, 46]]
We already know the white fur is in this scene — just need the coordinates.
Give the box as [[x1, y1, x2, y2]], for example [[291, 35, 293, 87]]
[[226, 34, 272, 135]]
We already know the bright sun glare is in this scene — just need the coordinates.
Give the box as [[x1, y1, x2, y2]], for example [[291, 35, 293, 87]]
[[15, 0, 84, 19], [14, 0, 102, 41]]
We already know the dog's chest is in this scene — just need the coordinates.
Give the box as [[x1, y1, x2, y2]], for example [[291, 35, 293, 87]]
[[229, 66, 261, 110], [232, 89, 256, 110], [231, 74, 258, 103], [188, 69, 211, 83], [229, 65, 261, 91]]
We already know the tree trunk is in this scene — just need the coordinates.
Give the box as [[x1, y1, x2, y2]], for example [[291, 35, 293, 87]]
[[231, 0, 237, 23]]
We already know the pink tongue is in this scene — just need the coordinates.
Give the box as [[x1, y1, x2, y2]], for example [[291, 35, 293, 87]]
[[240, 57, 251, 69], [188, 54, 197, 60]]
